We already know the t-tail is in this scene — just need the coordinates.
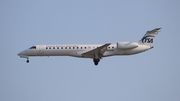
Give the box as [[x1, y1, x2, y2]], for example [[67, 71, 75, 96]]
[[139, 28, 161, 47]]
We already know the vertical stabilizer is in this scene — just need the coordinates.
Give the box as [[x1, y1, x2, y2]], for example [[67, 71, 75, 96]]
[[139, 28, 161, 46]]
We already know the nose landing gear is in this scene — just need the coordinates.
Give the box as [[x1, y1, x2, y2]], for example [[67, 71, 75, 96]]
[[26, 58, 29, 63]]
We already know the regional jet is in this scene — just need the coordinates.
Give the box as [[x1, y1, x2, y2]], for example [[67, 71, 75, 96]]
[[18, 28, 161, 65]]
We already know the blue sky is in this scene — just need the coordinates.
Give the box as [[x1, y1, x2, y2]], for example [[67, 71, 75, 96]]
[[0, 0, 180, 101]]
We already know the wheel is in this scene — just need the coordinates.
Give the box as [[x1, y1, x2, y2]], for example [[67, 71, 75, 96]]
[[93, 59, 100, 65], [94, 62, 98, 65], [26, 59, 29, 63]]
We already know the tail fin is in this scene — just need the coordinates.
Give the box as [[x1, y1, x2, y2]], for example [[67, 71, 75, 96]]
[[139, 28, 161, 46]]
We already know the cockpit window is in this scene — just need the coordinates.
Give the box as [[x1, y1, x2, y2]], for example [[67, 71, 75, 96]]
[[29, 46, 36, 49]]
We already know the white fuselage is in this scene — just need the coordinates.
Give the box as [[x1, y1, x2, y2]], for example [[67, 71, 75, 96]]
[[18, 43, 151, 59], [17, 28, 160, 65]]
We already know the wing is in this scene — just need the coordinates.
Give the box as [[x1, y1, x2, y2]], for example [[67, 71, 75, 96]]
[[82, 43, 111, 59]]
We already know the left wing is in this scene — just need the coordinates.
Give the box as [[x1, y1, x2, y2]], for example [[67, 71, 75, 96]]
[[82, 43, 111, 59]]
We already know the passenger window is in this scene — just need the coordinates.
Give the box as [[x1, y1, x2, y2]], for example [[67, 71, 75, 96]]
[[49, 47, 51, 49], [77, 47, 79, 49], [73, 47, 75, 49], [69, 47, 71, 49], [61, 47, 63, 49], [57, 47, 59, 49], [46, 47, 48, 49], [65, 47, 67, 49], [53, 47, 55, 49]]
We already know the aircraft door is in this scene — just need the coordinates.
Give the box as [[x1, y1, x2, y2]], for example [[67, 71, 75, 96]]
[[39, 46, 44, 55]]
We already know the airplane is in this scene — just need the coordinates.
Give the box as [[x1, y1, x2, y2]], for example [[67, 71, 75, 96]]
[[18, 28, 161, 65]]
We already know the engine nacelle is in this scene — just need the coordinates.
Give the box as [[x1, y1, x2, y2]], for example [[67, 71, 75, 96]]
[[117, 42, 138, 49]]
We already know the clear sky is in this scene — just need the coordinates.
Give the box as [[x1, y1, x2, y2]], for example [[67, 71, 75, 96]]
[[0, 0, 180, 101]]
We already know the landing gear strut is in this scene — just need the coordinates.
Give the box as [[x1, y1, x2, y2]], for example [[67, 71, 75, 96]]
[[26, 58, 29, 63], [93, 59, 100, 66]]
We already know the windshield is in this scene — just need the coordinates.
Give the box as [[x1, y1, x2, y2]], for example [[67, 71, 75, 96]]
[[29, 46, 36, 49]]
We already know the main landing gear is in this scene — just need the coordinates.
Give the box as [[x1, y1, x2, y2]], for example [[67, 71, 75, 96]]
[[26, 58, 29, 63], [93, 59, 100, 66]]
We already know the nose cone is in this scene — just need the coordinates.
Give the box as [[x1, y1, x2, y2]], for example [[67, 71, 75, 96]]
[[17, 51, 23, 56], [17, 50, 29, 58]]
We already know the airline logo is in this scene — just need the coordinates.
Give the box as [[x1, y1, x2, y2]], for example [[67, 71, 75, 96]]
[[142, 36, 153, 43]]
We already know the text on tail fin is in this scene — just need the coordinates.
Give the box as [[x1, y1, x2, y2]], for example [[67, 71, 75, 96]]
[[141, 36, 153, 43], [139, 28, 161, 45]]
